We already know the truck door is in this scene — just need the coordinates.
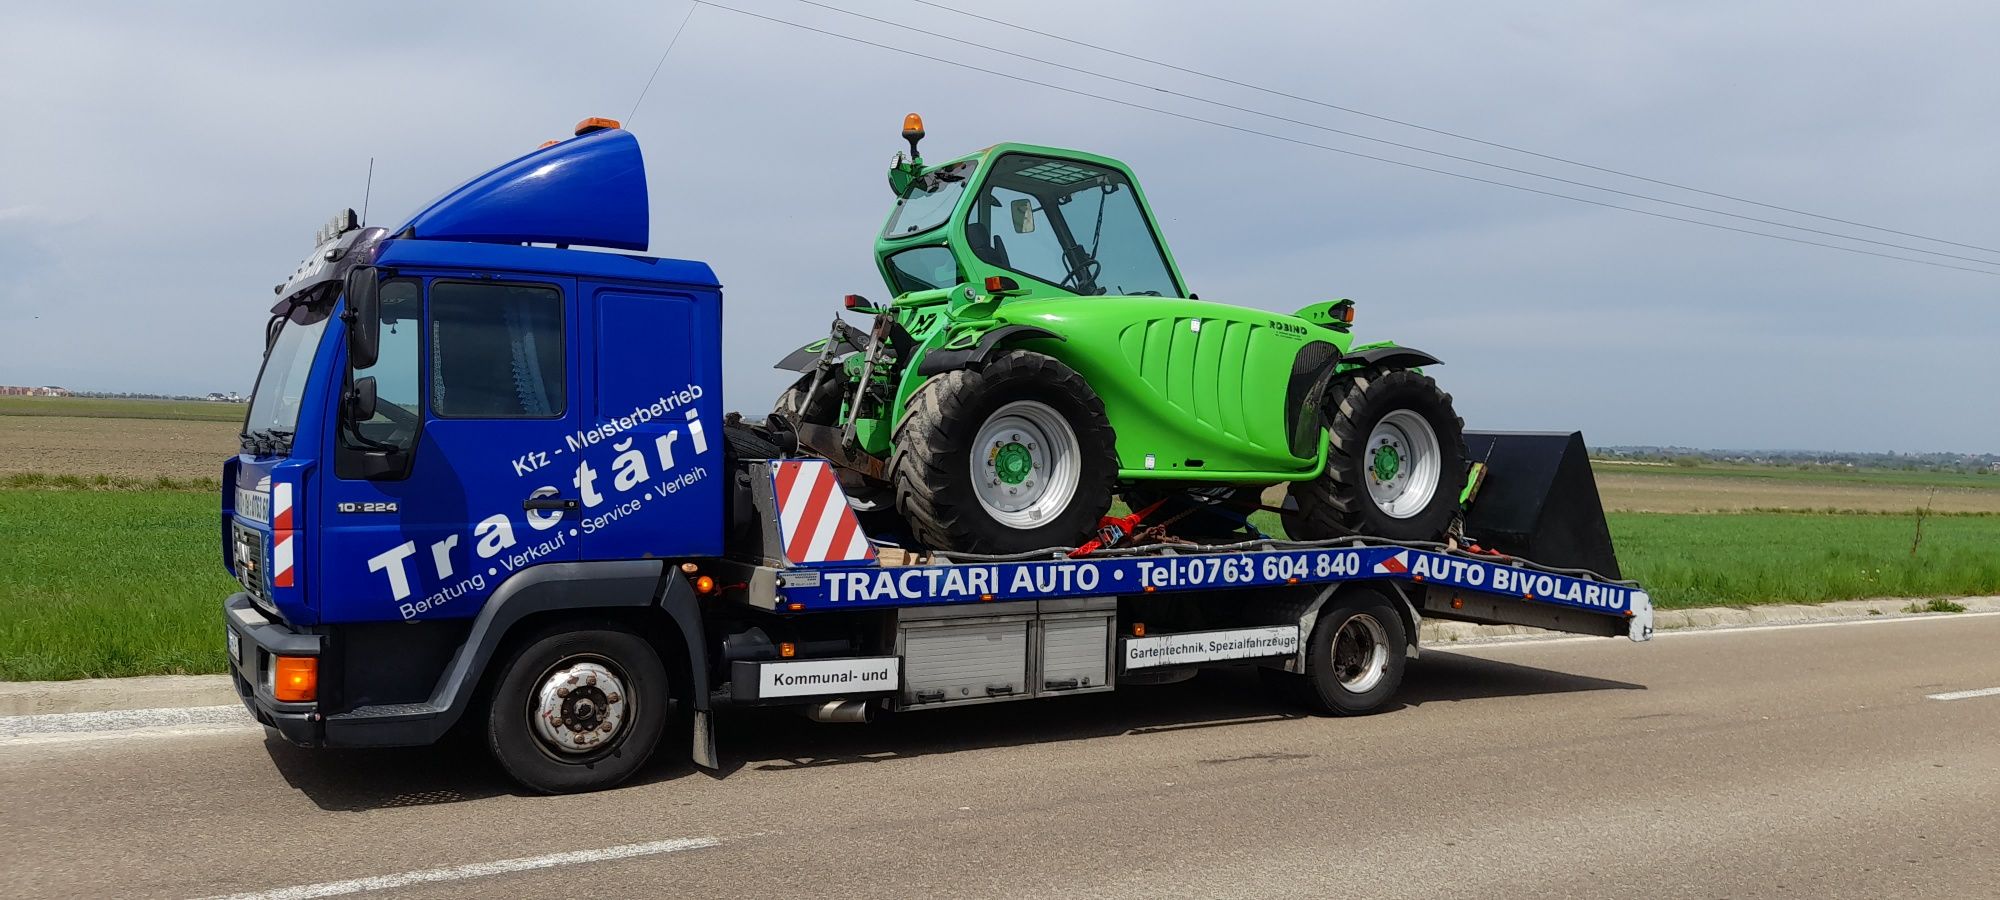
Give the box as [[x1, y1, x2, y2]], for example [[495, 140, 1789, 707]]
[[573, 282, 726, 561], [321, 275, 583, 623]]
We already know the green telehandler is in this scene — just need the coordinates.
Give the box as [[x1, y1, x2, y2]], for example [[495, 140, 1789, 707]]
[[771, 114, 1468, 555]]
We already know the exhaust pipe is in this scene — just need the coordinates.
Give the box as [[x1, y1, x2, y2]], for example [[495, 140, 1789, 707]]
[[803, 699, 874, 724]]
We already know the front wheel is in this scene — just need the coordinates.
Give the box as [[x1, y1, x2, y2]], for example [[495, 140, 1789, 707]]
[[485, 622, 669, 794], [1287, 367, 1467, 542], [890, 350, 1118, 554]]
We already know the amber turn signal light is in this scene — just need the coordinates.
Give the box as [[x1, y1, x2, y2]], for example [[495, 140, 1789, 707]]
[[575, 116, 622, 136], [273, 656, 317, 703]]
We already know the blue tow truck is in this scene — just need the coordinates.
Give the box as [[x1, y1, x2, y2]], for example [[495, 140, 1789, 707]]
[[225, 118, 1651, 793]]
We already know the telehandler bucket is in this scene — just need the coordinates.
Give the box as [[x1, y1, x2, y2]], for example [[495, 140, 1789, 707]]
[[1460, 431, 1621, 580]]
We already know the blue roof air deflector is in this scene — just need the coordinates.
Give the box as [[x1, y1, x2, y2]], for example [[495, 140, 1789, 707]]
[[400, 128, 649, 252]]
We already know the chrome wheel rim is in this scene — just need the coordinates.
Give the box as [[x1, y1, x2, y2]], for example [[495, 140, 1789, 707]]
[[529, 656, 629, 755], [1334, 614, 1390, 693], [1364, 409, 1441, 519], [970, 400, 1081, 528]]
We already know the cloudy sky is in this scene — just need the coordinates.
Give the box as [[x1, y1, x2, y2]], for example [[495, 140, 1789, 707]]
[[2, 1, 1994, 452]]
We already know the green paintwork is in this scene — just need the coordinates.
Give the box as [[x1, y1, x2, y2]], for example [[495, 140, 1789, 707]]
[[793, 138, 1427, 485], [993, 442, 1033, 485], [1372, 444, 1402, 482]]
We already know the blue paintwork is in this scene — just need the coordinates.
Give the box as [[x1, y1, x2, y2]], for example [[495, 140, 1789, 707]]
[[399, 128, 650, 252], [225, 129, 728, 627], [307, 266, 724, 626], [372, 239, 716, 288]]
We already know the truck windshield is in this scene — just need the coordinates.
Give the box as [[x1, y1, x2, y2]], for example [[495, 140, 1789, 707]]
[[244, 308, 330, 444], [881, 161, 975, 238]]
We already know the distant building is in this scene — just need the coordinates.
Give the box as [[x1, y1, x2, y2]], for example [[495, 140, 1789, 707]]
[[0, 385, 71, 397]]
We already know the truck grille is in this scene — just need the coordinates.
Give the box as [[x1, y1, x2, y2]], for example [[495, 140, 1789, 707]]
[[233, 521, 275, 615]]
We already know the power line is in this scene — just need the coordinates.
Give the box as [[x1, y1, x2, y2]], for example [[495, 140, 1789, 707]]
[[689, 1, 2000, 278], [628, 3, 700, 125], [787, 0, 1997, 269], [907, 0, 2000, 260]]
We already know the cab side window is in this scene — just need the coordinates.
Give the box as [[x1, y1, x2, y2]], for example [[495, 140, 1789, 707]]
[[429, 282, 566, 419]]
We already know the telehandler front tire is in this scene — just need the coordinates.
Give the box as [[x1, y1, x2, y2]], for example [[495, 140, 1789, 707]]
[[1287, 367, 1467, 543], [890, 350, 1117, 554]]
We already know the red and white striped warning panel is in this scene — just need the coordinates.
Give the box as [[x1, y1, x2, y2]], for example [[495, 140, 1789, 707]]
[[1372, 550, 1408, 576], [272, 482, 296, 588], [771, 460, 877, 566]]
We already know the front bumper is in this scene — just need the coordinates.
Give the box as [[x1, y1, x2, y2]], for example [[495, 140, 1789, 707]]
[[224, 592, 324, 746]]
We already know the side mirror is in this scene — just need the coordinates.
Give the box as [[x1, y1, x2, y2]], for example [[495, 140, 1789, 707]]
[[1009, 198, 1036, 234], [343, 266, 381, 370], [345, 375, 378, 423]]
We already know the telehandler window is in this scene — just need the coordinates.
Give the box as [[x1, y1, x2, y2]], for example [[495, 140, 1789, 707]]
[[429, 281, 567, 419], [884, 246, 962, 294], [968, 154, 1180, 298], [882, 160, 975, 238]]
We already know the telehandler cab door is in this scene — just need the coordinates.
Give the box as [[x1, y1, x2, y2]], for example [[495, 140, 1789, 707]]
[[961, 152, 1184, 300]]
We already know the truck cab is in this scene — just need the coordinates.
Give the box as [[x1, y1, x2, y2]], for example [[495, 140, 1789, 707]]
[[224, 123, 726, 768]]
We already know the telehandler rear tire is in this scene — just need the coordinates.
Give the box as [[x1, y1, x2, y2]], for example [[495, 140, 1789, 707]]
[[890, 350, 1117, 554], [772, 372, 844, 427], [1287, 367, 1467, 543]]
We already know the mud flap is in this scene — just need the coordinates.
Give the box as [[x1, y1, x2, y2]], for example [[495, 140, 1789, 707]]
[[1461, 431, 1620, 579], [692, 709, 719, 769]]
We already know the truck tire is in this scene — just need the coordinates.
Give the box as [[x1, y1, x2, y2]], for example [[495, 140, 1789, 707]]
[[485, 622, 669, 794], [890, 349, 1118, 554], [1287, 367, 1467, 542], [1295, 587, 1407, 715]]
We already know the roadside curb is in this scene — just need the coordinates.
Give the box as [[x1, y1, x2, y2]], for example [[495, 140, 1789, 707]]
[[0, 674, 239, 717], [5, 596, 1998, 717], [1419, 595, 2000, 645]]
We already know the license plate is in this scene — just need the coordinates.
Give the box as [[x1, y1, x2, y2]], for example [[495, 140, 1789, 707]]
[[227, 628, 242, 665]]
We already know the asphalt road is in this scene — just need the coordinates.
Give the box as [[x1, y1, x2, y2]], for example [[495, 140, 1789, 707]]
[[4, 613, 1998, 899]]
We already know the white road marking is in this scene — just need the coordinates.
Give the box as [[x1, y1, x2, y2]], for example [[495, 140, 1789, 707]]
[[192, 837, 721, 900], [1925, 686, 2000, 702], [1437, 609, 2000, 652], [0, 724, 247, 747]]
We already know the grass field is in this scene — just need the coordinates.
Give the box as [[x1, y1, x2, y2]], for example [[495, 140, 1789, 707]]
[[1611, 511, 2000, 607], [0, 488, 235, 681]]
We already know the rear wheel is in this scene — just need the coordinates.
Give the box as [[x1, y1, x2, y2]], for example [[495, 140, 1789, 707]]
[[891, 350, 1118, 554], [1295, 588, 1407, 715], [772, 371, 845, 427], [486, 622, 669, 794], [1288, 367, 1467, 542]]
